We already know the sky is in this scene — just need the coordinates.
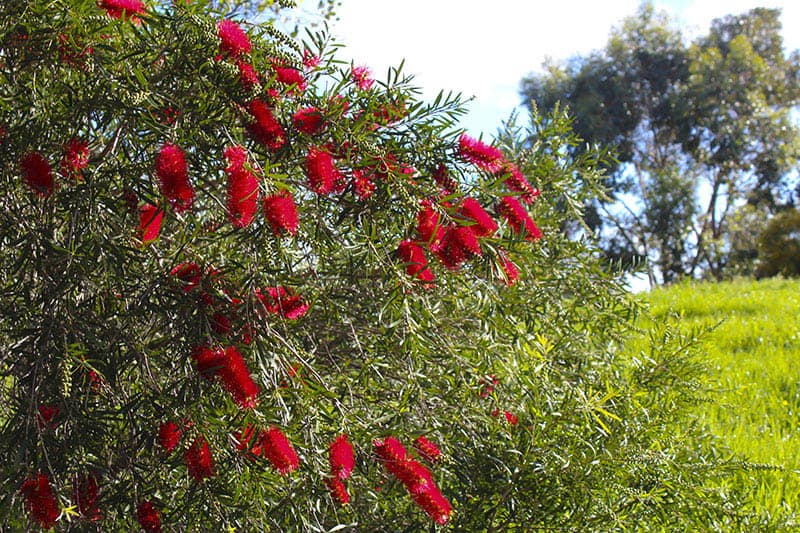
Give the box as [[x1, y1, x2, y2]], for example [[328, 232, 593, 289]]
[[320, 0, 800, 139]]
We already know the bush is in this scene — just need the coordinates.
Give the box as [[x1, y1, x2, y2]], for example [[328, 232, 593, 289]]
[[0, 1, 747, 530], [756, 208, 800, 279]]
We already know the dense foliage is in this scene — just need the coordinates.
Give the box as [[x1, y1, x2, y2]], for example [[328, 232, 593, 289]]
[[1, 1, 747, 530], [521, 3, 800, 285]]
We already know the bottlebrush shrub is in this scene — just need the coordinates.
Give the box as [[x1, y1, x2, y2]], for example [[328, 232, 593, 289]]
[[0, 1, 748, 531]]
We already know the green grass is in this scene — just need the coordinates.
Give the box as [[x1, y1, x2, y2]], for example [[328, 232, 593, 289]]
[[634, 277, 800, 524]]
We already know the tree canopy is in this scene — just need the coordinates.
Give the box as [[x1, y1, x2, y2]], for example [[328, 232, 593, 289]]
[[521, 3, 800, 285]]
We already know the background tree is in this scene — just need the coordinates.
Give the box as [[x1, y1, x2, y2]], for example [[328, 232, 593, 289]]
[[0, 0, 757, 530], [521, 2, 800, 285]]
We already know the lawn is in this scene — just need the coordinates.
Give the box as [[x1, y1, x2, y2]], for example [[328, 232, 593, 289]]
[[634, 277, 800, 526]]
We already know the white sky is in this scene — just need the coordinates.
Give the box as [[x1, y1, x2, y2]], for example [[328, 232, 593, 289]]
[[322, 0, 800, 138]]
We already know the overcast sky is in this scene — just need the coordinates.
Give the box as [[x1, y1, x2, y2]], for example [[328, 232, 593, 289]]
[[321, 0, 800, 138]]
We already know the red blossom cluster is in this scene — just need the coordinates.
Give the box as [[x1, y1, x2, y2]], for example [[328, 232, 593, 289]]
[[306, 146, 343, 195], [36, 404, 60, 430], [20, 473, 60, 528], [326, 434, 355, 505], [191, 345, 260, 408], [256, 286, 310, 320], [235, 425, 300, 474], [98, 0, 146, 22], [247, 99, 287, 151], [72, 473, 102, 522], [374, 437, 452, 525], [158, 421, 183, 453], [137, 500, 162, 533], [262, 190, 299, 236], [155, 144, 195, 213], [217, 19, 251, 58], [60, 138, 89, 180], [224, 145, 260, 228], [185, 436, 215, 481]]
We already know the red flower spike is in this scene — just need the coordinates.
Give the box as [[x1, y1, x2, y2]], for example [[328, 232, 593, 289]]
[[138, 204, 163, 244], [210, 311, 232, 335], [292, 106, 325, 135], [416, 200, 445, 248], [21, 152, 54, 197], [458, 134, 504, 173], [411, 484, 452, 525], [326, 477, 350, 506], [184, 436, 214, 481], [499, 251, 520, 286], [263, 190, 299, 236], [246, 99, 286, 151], [413, 436, 441, 464], [170, 262, 202, 293], [217, 346, 260, 409], [351, 65, 374, 90], [20, 473, 60, 529], [224, 145, 259, 229], [36, 404, 60, 430], [303, 49, 320, 70], [72, 472, 102, 522], [256, 286, 309, 320], [272, 63, 307, 92], [459, 198, 498, 237], [155, 144, 194, 213], [499, 162, 540, 204], [499, 196, 542, 241], [191, 345, 225, 380], [136, 501, 162, 533], [352, 169, 376, 200], [395, 459, 434, 494], [398, 240, 435, 285], [306, 147, 342, 195], [503, 411, 518, 426], [236, 60, 260, 90], [61, 138, 89, 180], [158, 421, 182, 453], [217, 19, 251, 58], [234, 425, 260, 454], [329, 434, 355, 480], [373, 437, 409, 478], [98, 0, 145, 22], [432, 164, 457, 194], [260, 427, 300, 475]]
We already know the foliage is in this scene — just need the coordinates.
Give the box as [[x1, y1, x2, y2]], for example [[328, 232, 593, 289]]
[[520, 2, 800, 285], [756, 208, 800, 278], [0, 0, 747, 530], [631, 278, 800, 527]]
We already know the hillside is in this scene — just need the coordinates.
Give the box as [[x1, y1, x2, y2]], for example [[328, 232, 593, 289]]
[[636, 278, 800, 524]]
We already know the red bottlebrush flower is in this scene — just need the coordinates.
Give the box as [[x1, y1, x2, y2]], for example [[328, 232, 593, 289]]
[[223, 145, 259, 228], [458, 134, 504, 173], [351, 64, 374, 90], [262, 190, 299, 236], [136, 501, 161, 533], [432, 164, 457, 194], [305, 146, 342, 195], [170, 262, 202, 293], [292, 107, 325, 135], [21, 152, 54, 197], [434, 225, 482, 269], [138, 204, 163, 244], [499, 251, 519, 286], [234, 424, 260, 454], [498, 163, 540, 204], [411, 483, 452, 525], [458, 198, 498, 237], [413, 436, 441, 464], [210, 311, 232, 335], [20, 473, 60, 529], [184, 436, 214, 481], [217, 346, 260, 409], [329, 434, 355, 480], [246, 99, 286, 151], [373, 437, 408, 477], [503, 411, 518, 425], [236, 60, 260, 90], [217, 19, 251, 58], [326, 478, 350, 506], [36, 404, 60, 430], [272, 62, 307, 92], [155, 144, 194, 213], [61, 138, 89, 180], [396, 460, 434, 495], [352, 169, 376, 200], [398, 240, 435, 285], [58, 33, 94, 68], [256, 286, 309, 320], [479, 375, 499, 398], [158, 421, 182, 453], [499, 196, 542, 241], [72, 473, 102, 522], [416, 200, 445, 248], [191, 345, 224, 380], [260, 427, 300, 475], [303, 48, 320, 70], [98, 0, 145, 22]]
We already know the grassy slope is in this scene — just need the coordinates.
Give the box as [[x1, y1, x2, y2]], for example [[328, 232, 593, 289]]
[[635, 277, 800, 524]]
